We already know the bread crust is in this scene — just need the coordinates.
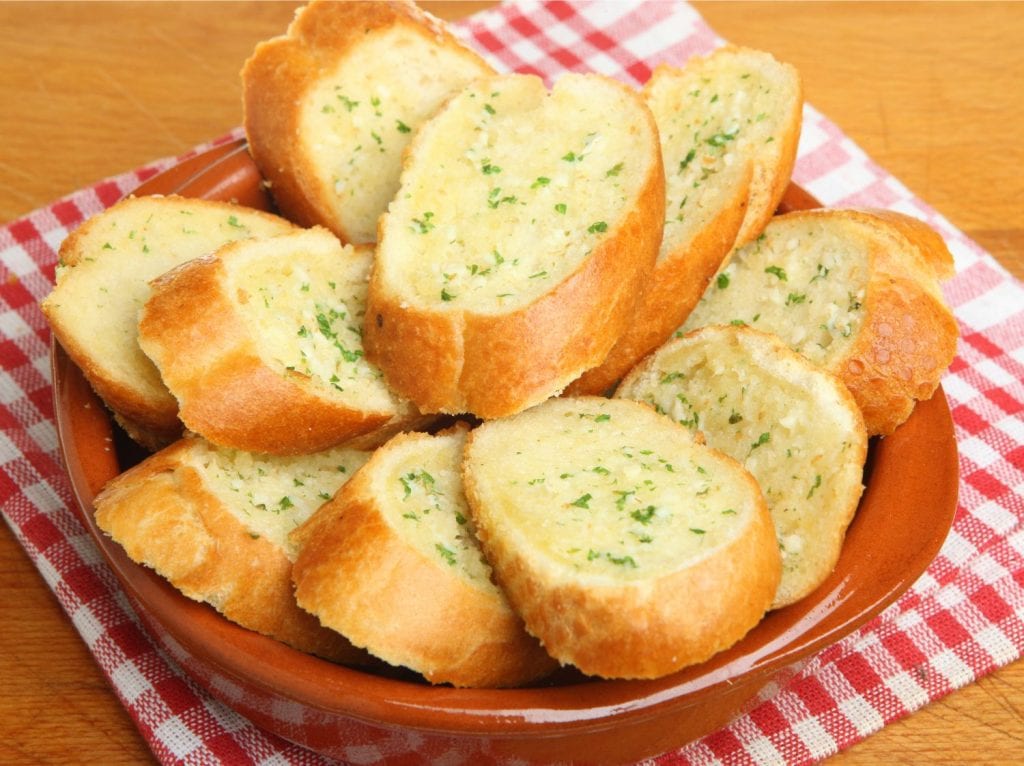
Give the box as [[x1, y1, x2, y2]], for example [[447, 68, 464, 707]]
[[471, 482, 779, 679], [615, 325, 868, 609], [241, 0, 492, 244], [291, 430, 556, 687], [138, 236, 424, 455], [461, 397, 781, 679], [363, 74, 665, 418], [682, 208, 957, 436], [814, 209, 957, 435], [566, 167, 750, 396], [567, 46, 802, 396], [93, 438, 366, 663], [43, 195, 297, 448]]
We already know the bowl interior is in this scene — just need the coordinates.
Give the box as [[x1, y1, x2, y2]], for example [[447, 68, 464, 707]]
[[51, 138, 960, 739]]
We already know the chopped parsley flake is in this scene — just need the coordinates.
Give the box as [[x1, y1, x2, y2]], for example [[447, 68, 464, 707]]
[[678, 147, 697, 172], [807, 474, 822, 499], [630, 506, 657, 525], [706, 128, 739, 146], [570, 493, 592, 509], [435, 543, 457, 566], [412, 211, 435, 233]]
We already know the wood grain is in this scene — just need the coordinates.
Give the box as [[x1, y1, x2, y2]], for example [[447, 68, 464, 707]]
[[1, 2, 1020, 764]]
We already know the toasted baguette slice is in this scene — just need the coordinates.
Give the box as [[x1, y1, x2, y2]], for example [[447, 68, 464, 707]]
[[461, 397, 780, 680], [242, 0, 494, 245], [291, 425, 556, 687], [93, 435, 371, 662], [616, 325, 867, 608], [567, 46, 802, 396], [364, 72, 665, 418], [680, 209, 958, 435], [41, 195, 298, 449], [138, 226, 429, 455]]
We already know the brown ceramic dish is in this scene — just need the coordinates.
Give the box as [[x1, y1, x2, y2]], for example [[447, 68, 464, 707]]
[[51, 138, 959, 765]]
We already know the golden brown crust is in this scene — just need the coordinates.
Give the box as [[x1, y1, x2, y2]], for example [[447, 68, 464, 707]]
[[43, 194, 300, 449], [363, 76, 666, 418], [50, 332, 182, 447], [137, 243, 408, 455], [843, 271, 958, 435], [461, 400, 780, 680], [614, 325, 868, 609], [486, 489, 779, 679], [93, 439, 366, 663], [291, 431, 556, 687], [822, 209, 958, 435], [565, 169, 750, 396], [850, 207, 956, 280], [567, 46, 801, 396], [241, 0, 492, 243]]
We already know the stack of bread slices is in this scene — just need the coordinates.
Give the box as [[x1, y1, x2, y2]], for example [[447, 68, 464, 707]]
[[43, 0, 958, 685]]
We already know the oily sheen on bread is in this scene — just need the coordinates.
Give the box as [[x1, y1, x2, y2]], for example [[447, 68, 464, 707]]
[[567, 46, 802, 396], [680, 208, 958, 435], [138, 226, 427, 455], [291, 425, 556, 687], [242, 0, 494, 244], [461, 397, 780, 679], [41, 195, 297, 449], [93, 435, 371, 662], [363, 72, 665, 418], [616, 325, 868, 608]]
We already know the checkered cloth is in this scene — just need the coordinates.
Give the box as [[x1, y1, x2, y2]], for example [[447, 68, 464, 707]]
[[2, 1, 1022, 764]]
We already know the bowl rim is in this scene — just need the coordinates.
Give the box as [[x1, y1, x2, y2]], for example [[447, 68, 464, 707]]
[[50, 138, 961, 738]]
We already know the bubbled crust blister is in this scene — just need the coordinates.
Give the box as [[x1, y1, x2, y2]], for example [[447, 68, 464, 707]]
[[682, 208, 957, 436], [838, 210, 958, 435]]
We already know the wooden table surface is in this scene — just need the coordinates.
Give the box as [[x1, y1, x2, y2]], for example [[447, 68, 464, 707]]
[[1, 2, 1021, 764]]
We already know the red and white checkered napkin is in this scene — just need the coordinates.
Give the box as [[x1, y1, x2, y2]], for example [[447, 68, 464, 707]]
[[1, 1, 1022, 763]]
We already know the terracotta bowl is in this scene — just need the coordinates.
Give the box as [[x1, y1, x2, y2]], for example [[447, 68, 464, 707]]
[[51, 138, 960, 765]]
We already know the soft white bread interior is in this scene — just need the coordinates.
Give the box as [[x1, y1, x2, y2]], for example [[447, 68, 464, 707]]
[[680, 208, 957, 435], [615, 325, 867, 608], [93, 435, 371, 662], [138, 226, 428, 455], [41, 195, 297, 449], [291, 425, 556, 687], [568, 45, 802, 396], [242, 0, 494, 244], [461, 396, 780, 679], [364, 72, 665, 418]]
